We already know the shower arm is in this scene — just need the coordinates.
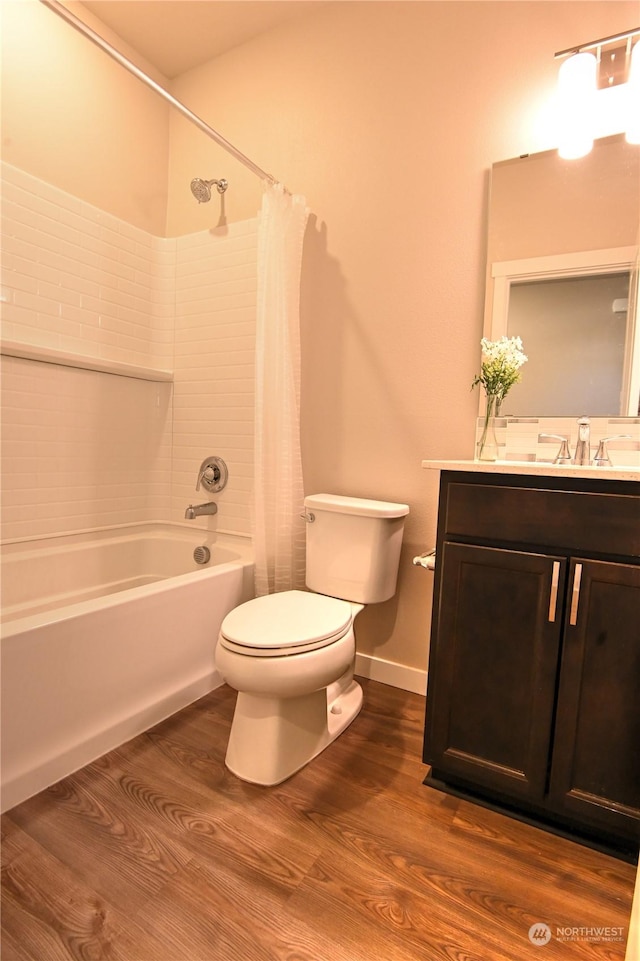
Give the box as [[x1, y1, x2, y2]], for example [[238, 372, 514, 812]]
[[38, 0, 278, 187]]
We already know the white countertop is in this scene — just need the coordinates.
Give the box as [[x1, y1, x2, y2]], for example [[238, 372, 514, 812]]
[[422, 459, 640, 483]]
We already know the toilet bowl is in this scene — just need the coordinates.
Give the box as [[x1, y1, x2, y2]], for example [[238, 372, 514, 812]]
[[215, 493, 409, 785]]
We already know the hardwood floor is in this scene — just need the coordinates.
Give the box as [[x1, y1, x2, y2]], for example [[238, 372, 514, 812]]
[[1, 679, 636, 961]]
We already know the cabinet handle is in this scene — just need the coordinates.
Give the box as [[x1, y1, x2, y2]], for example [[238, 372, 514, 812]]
[[569, 563, 583, 626], [548, 561, 560, 622]]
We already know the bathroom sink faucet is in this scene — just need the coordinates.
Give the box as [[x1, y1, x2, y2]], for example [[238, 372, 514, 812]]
[[539, 433, 572, 465], [592, 433, 632, 466], [572, 416, 591, 465], [185, 502, 218, 520]]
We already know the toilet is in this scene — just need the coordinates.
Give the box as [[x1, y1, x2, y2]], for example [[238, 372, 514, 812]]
[[215, 493, 409, 785]]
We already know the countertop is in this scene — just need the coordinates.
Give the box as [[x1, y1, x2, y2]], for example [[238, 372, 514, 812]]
[[422, 459, 640, 484]]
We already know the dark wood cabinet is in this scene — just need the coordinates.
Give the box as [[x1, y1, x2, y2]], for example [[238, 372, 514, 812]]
[[548, 558, 640, 839], [423, 470, 640, 856], [427, 542, 565, 802]]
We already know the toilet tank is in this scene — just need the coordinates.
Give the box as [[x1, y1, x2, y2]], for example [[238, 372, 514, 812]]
[[304, 493, 410, 604]]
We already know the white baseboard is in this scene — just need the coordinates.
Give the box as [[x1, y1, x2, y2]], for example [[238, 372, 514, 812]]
[[355, 652, 426, 696]]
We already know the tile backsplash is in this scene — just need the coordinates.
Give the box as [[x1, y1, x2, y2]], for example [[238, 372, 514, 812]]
[[475, 414, 640, 468]]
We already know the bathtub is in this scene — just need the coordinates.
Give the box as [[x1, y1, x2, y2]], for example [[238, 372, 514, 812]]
[[0, 522, 253, 812]]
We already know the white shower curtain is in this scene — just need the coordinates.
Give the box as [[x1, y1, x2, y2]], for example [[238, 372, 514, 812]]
[[253, 183, 310, 596]]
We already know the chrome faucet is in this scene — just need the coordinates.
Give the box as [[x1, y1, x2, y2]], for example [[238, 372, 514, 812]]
[[592, 433, 632, 466], [184, 502, 218, 520], [539, 433, 572, 464], [572, 416, 591, 465]]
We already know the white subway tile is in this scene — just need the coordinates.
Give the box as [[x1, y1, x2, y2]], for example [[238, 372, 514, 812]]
[[1, 269, 38, 296], [1, 162, 258, 540]]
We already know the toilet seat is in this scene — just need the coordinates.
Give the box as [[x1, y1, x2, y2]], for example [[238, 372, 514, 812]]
[[219, 590, 353, 657]]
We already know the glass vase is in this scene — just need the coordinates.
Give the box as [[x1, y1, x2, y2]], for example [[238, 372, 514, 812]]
[[476, 393, 500, 462]]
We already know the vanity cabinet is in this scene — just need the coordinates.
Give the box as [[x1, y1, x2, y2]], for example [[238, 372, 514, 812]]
[[423, 470, 640, 854]]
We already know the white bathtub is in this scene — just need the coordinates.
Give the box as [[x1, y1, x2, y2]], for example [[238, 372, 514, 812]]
[[0, 523, 253, 812]]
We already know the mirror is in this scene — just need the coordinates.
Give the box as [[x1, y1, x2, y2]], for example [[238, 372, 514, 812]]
[[484, 135, 640, 416]]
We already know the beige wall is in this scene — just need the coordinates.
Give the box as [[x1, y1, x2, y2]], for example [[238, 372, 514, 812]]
[[166, 1, 640, 674], [2, 0, 638, 679], [0, 0, 170, 235]]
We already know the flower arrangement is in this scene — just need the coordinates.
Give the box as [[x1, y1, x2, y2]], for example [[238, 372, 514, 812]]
[[472, 335, 528, 411], [472, 336, 527, 461]]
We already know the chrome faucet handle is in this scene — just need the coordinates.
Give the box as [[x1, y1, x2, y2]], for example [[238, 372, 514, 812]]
[[195, 456, 228, 493], [196, 465, 217, 490], [539, 434, 572, 465], [592, 434, 632, 467]]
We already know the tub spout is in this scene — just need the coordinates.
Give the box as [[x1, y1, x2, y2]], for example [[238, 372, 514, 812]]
[[185, 502, 217, 520]]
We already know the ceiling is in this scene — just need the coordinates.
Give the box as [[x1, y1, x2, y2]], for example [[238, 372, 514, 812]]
[[79, 1, 327, 78]]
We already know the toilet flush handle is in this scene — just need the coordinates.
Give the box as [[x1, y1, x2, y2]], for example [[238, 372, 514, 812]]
[[300, 509, 315, 523]]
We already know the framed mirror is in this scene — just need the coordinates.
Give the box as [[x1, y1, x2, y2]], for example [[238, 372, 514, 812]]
[[483, 135, 640, 416]]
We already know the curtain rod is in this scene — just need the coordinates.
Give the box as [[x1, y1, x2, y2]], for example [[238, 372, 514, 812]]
[[39, 0, 277, 186]]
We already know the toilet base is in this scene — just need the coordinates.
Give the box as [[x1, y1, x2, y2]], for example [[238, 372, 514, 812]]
[[224, 670, 363, 786]]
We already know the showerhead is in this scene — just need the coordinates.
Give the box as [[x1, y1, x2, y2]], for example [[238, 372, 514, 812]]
[[190, 177, 228, 203]]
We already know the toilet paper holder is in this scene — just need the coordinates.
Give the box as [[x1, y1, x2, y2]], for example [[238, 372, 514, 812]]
[[413, 549, 436, 571]]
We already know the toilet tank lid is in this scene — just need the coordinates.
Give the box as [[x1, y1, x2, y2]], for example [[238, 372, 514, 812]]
[[304, 493, 409, 518]]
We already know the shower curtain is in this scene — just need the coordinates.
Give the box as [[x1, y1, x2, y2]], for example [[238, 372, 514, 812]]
[[253, 183, 310, 596]]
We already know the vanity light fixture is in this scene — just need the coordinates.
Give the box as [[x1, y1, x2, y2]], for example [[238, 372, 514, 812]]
[[626, 40, 640, 144], [554, 27, 640, 157]]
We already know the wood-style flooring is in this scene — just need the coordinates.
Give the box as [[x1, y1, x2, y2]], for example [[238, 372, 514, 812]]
[[1, 679, 636, 961]]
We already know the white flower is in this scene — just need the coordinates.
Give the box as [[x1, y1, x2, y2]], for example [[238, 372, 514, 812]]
[[472, 336, 528, 403], [481, 335, 527, 368]]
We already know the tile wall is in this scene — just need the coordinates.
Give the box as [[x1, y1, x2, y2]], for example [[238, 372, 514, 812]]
[[0, 163, 174, 368], [0, 163, 258, 541], [172, 225, 257, 536], [0, 356, 172, 540]]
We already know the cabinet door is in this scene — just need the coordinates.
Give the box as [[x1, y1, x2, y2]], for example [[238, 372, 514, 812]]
[[424, 543, 565, 802], [548, 559, 640, 841]]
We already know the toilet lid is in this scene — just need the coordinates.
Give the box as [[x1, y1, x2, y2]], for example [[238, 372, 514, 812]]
[[220, 590, 353, 656]]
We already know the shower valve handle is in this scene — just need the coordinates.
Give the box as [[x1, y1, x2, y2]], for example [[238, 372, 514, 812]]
[[196, 456, 229, 493], [197, 466, 218, 489]]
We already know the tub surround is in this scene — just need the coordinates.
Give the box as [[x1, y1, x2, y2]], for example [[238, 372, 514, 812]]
[[0, 165, 261, 813], [0, 340, 173, 382], [0, 162, 174, 372], [1, 161, 258, 540]]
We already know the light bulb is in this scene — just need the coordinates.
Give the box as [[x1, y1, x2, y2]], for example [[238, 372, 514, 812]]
[[557, 51, 597, 159]]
